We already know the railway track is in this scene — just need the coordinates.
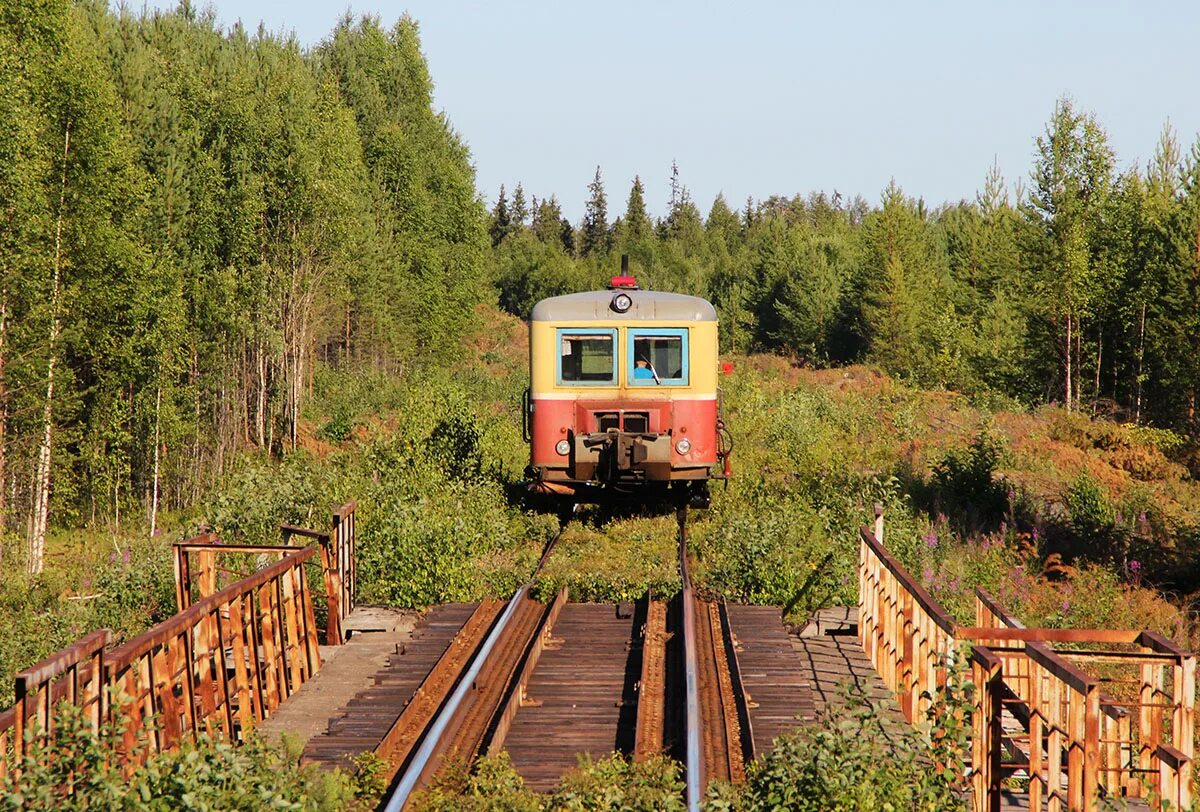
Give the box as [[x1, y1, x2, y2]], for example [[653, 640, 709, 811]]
[[374, 509, 755, 810]]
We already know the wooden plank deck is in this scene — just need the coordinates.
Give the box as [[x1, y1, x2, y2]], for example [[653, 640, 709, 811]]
[[256, 606, 418, 750], [724, 604, 817, 757], [503, 602, 642, 791], [284, 603, 480, 770]]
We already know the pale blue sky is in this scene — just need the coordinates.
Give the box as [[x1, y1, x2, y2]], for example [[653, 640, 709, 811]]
[[140, 1, 1200, 221]]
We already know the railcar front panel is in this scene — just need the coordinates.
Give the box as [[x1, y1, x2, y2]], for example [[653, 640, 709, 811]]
[[526, 287, 723, 496]]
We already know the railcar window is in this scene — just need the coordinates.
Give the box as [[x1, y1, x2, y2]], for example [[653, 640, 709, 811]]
[[628, 329, 689, 386], [558, 332, 616, 384]]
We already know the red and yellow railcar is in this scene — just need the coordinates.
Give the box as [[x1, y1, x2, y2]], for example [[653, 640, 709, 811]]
[[524, 276, 730, 506]]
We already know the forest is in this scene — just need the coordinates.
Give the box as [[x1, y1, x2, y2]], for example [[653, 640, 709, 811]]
[[3, 0, 1200, 573]]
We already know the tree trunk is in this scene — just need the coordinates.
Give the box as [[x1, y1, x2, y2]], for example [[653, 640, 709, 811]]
[[255, 340, 266, 447], [1093, 325, 1102, 416], [1064, 314, 1073, 411], [30, 120, 71, 575], [0, 280, 8, 537], [1135, 302, 1146, 423], [1074, 323, 1083, 412], [150, 384, 161, 536]]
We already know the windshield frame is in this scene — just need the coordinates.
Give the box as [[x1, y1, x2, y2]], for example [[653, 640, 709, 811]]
[[555, 328, 618, 386], [627, 328, 689, 387]]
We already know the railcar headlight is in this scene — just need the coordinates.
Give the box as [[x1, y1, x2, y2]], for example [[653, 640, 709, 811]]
[[555, 439, 571, 456], [675, 437, 691, 455], [611, 292, 632, 313]]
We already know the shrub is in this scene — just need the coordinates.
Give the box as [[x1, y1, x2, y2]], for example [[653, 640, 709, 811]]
[[738, 687, 968, 812], [0, 701, 356, 811], [549, 753, 686, 811], [410, 753, 542, 812], [410, 752, 685, 812], [928, 427, 1009, 529]]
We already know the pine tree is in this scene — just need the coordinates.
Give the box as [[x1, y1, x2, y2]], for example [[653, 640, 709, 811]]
[[490, 184, 511, 246], [580, 166, 609, 257], [531, 195, 564, 244], [623, 176, 651, 242], [510, 182, 528, 230], [860, 181, 952, 384]]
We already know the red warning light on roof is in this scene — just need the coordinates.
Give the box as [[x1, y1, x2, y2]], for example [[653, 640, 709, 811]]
[[609, 276, 638, 290]]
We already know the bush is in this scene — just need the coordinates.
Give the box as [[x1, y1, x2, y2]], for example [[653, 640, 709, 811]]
[[410, 752, 685, 812], [737, 688, 968, 812], [0, 701, 357, 811], [534, 516, 680, 603], [0, 536, 175, 708], [928, 427, 1009, 529]]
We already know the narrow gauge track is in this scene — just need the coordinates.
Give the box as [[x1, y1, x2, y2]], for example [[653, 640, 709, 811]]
[[675, 507, 755, 811], [376, 509, 756, 811], [378, 523, 570, 811]]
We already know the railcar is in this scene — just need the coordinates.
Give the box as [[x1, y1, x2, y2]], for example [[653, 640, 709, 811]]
[[523, 269, 731, 507]]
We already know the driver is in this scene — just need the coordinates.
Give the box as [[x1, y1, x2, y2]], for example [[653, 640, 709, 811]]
[[633, 357, 656, 380]]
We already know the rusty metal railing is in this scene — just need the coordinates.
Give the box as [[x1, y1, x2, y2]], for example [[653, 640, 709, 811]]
[[1, 527, 328, 775], [280, 500, 357, 645], [859, 512, 1195, 811]]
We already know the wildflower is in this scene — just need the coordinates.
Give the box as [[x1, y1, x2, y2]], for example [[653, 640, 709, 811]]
[[121, 548, 131, 565], [1128, 559, 1142, 573], [924, 529, 938, 549]]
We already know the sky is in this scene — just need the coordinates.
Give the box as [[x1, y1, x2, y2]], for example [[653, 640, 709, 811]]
[[139, 0, 1200, 222]]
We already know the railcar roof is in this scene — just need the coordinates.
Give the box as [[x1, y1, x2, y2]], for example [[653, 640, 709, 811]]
[[530, 290, 717, 322]]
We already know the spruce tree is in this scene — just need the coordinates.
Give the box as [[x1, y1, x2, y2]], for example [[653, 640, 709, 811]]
[[580, 166, 609, 257], [623, 176, 651, 242], [490, 184, 511, 246], [511, 182, 528, 230]]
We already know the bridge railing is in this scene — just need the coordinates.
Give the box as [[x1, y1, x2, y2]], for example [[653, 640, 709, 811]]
[[175, 502, 357, 646], [858, 512, 957, 722], [859, 514, 1195, 811], [280, 500, 357, 645], [0, 629, 109, 779], [1, 529, 325, 775], [966, 590, 1194, 807]]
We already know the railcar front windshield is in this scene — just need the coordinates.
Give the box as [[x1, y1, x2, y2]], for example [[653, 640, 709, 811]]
[[629, 329, 689, 385], [558, 331, 616, 383]]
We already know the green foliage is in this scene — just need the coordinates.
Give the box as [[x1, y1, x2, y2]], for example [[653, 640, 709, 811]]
[[534, 517, 680, 603], [207, 366, 553, 608], [1066, 472, 1115, 537], [0, 702, 356, 811], [412, 753, 685, 812], [549, 753, 686, 811], [929, 427, 1010, 528], [737, 688, 967, 812], [0, 536, 175, 708]]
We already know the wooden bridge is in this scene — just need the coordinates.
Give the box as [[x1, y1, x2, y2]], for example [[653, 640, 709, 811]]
[[0, 502, 1194, 811]]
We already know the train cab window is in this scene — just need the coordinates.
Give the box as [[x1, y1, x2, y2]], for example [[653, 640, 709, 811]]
[[557, 329, 617, 385], [628, 328, 689, 386]]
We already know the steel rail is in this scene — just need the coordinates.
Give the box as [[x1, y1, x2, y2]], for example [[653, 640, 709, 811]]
[[678, 508, 703, 812], [382, 516, 571, 812]]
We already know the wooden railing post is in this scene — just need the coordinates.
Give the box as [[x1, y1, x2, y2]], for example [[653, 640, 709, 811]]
[[971, 647, 1003, 812]]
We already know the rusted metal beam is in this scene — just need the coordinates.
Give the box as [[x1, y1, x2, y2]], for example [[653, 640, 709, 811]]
[[634, 598, 668, 761]]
